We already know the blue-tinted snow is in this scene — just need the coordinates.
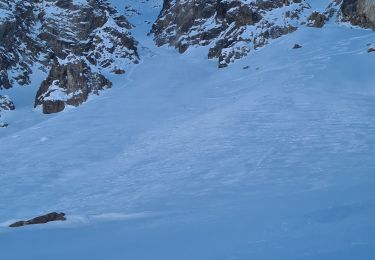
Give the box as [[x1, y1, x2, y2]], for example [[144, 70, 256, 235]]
[[0, 0, 375, 259]]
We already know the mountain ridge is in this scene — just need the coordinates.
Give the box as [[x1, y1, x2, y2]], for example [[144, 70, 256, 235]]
[[0, 0, 374, 122]]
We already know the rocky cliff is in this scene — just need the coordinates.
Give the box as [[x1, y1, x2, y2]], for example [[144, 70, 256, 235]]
[[0, 0, 139, 114], [340, 0, 375, 28], [152, 0, 311, 68]]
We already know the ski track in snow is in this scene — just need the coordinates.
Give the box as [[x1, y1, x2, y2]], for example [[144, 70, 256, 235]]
[[1, 0, 375, 259]]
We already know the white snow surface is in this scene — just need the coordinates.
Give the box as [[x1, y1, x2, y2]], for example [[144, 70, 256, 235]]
[[1, 0, 375, 259]]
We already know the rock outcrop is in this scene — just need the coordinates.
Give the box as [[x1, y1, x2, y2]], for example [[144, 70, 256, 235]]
[[307, 11, 326, 27], [340, 0, 375, 29], [35, 59, 112, 114], [152, 0, 310, 68], [0, 0, 139, 114], [327, 0, 375, 29], [0, 95, 15, 127], [0, 1, 39, 89], [9, 212, 66, 227]]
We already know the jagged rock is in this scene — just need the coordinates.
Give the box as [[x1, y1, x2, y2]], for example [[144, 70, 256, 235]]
[[9, 212, 66, 227], [35, 59, 112, 114], [340, 0, 375, 28], [0, 0, 139, 113], [293, 43, 303, 49], [368, 47, 375, 53], [152, 0, 310, 67], [0, 1, 38, 89], [307, 11, 326, 27]]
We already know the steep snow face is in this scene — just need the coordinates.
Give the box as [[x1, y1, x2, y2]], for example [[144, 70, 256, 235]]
[[0, 0, 139, 114], [152, 0, 311, 67]]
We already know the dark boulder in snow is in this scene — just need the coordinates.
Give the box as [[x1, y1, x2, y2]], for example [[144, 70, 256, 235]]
[[42, 100, 66, 114], [9, 212, 66, 227]]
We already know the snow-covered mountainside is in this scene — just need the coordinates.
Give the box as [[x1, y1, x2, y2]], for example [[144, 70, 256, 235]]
[[1, 0, 375, 259]]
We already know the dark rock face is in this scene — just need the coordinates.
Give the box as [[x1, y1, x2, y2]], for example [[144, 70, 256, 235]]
[[152, 0, 310, 67], [0, 1, 38, 89], [35, 59, 112, 113], [340, 0, 375, 28], [0, 0, 139, 114], [9, 212, 66, 227], [42, 100, 66, 114], [307, 11, 326, 27]]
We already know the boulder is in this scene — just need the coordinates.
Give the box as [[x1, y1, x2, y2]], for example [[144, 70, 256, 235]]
[[9, 212, 66, 227]]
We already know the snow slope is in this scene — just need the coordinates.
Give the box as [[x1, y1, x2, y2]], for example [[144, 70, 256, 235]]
[[1, 0, 375, 259]]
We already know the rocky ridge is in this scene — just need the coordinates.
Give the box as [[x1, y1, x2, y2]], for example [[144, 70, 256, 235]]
[[152, 0, 311, 68], [0, 0, 374, 120], [152, 0, 375, 68]]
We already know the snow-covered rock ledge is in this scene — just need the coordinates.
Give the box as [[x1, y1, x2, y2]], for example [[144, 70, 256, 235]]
[[0, 95, 15, 127], [151, 0, 311, 68]]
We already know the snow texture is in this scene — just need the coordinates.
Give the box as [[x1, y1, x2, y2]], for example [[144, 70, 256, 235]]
[[0, 0, 375, 259]]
